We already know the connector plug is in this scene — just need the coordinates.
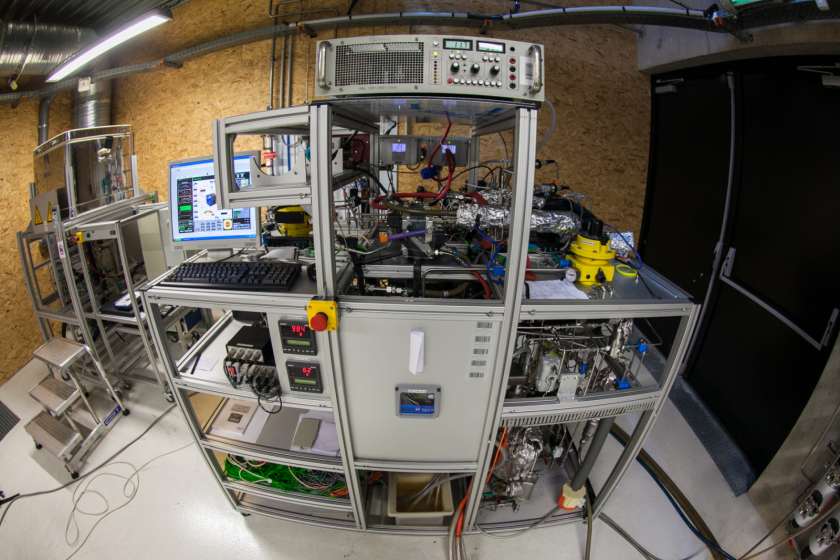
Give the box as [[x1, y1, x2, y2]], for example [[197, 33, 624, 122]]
[[558, 482, 586, 510], [420, 166, 438, 180], [492, 266, 506, 277]]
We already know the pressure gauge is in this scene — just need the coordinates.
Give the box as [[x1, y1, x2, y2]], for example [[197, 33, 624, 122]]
[[565, 267, 579, 283]]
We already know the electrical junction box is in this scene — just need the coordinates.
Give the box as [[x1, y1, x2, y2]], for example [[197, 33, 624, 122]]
[[427, 137, 469, 167], [379, 136, 421, 166]]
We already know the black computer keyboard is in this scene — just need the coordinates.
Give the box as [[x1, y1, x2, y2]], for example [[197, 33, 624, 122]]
[[160, 261, 301, 292]]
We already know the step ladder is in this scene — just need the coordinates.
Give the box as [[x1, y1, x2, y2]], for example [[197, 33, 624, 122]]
[[24, 337, 130, 479]]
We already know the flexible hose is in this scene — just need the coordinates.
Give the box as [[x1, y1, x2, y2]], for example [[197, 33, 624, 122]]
[[449, 507, 459, 560], [408, 474, 473, 507], [535, 98, 556, 152], [371, 191, 438, 210], [464, 191, 488, 205], [611, 424, 728, 560], [345, 165, 388, 196], [585, 488, 593, 560], [428, 111, 451, 171]]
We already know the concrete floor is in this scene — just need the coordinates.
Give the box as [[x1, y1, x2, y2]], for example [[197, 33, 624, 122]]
[[0, 358, 783, 560]]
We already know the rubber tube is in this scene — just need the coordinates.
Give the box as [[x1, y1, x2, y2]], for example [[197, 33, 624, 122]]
[[464, 191, 488, 205], [535, 98, 556, 152], [570, 416, 615, 491]]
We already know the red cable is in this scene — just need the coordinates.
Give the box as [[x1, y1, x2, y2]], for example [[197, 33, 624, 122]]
[[427, 111, 451, 172], [464, 191, 488, 206], [471, 270, 491, 299], [434, 150, 455, 201]]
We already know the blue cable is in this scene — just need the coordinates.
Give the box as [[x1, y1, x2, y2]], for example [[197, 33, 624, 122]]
[[603, 223, 643, 270], [607, 432, 737, 560], [474, 226, 504, 285]]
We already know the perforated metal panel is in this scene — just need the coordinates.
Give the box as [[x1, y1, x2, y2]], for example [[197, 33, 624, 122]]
[[501, 401, 655, 428], [334, 42, 424, 87]]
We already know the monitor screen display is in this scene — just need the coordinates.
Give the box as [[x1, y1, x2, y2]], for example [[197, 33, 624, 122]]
[[169, 155, 258, 245], [441, 145, 457, 154], [392, 143, 407, 153]]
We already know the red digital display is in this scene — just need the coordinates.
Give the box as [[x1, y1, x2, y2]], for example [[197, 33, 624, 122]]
[[281, 324, 313, 339], [302, 367, 312, 375]]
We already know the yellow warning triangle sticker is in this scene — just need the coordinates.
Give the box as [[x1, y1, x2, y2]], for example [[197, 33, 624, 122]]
[[34, 205, 43, 225], [47, 201, 53, 223]]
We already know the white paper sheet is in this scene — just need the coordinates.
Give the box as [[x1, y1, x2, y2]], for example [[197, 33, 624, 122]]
[[196, 356, 218, 371], [409, 330, 425, 374], [261, 247, 297, 260], [525, 279, 589, 300], [290, 410, 341, 456]]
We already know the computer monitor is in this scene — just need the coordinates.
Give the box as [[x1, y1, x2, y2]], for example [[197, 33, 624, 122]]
[[168, 152, 261, 252]]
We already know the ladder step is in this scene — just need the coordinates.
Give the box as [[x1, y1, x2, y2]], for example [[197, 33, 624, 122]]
[[25, 411, 82, 460], [33, 337, 87, 370], [29, 377, 80, 416]]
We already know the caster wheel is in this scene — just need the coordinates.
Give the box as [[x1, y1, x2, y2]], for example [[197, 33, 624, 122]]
[[121, 381, 132, 390], [66, 467, 79, 480], [113, 390, 122, 401], [122, 409, 131, 416], [241, 513, 251, 517], [35, 442, 42, 450], [165, 394, 175, 403], [83, 391, 90, 398], [61, 372, 70, 381]]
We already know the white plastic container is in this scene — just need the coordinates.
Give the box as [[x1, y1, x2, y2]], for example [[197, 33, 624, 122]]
[[387, 472, 454, 526]]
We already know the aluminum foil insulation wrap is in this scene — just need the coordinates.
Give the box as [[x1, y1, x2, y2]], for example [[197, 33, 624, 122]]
[[456, 204, 509, 229], [480, 189, 545, 209], [456, 205, 581, 236], [608, 231, 635, 257], [493, 427, 543, 481], [532, 210, 581, 235]]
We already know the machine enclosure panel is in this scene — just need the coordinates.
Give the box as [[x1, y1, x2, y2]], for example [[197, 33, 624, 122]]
[[339, 314, 500, 463]]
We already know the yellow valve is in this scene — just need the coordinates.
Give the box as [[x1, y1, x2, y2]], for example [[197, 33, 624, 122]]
[[567, 234, 616, 285]]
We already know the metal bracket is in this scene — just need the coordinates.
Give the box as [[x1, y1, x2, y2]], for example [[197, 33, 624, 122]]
[[480, 19, 493, 35], [157, 60, 183, 69], [297, 23, 316, 37], [721, 247, 736, 277]]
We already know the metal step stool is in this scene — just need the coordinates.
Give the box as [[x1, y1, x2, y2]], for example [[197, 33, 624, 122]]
[[25, 337, 130, 479]]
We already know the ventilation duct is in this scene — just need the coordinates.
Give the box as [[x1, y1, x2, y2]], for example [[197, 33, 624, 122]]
[[73, 56, 111, 128], [0, 20, 95, 80]]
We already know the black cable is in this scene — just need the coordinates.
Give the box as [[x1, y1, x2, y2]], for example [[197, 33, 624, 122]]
[[346, 0, 360, 14], [217, 249, 244, 262], [450, 165, 496, 183], [498, 132, 508, 160], [345, 165, 388, 196], [0, 405, 178, 530]]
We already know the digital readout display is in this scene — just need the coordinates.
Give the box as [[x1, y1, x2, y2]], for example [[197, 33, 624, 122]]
[[392, 143, 407, 153], [281, 324, 312, 339], [444, 39, 472, 51], [293, 378, 317, 385], [399, 393, 435, 415], [441, 145, 457, 154], [286, 340, 311, 347], [477, 41, 504, 53]]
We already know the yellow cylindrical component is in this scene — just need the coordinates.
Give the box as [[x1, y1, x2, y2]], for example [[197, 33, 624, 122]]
[[567, 235, 616, 285], [275, 206, 312, 237]]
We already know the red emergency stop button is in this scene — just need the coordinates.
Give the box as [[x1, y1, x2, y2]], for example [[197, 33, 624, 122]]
[[447, 77, 453, 83], [310, 312, 329, 332]]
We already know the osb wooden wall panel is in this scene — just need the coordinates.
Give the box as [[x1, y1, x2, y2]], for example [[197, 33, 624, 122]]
[[1, 0, 649, 384], [0, 91, 74, 383]]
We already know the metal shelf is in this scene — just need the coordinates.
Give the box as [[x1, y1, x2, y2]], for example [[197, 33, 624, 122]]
[[236, 492, 356, 529], [223, 480, 353, 511]]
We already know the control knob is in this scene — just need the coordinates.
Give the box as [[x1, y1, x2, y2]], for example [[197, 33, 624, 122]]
[[450, 62, 460, 72], [490, 65, 500, 75], [470, 63, 480, 74]]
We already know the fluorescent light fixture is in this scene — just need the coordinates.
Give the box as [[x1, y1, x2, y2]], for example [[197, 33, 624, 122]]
[[47, 8, 172, 82]]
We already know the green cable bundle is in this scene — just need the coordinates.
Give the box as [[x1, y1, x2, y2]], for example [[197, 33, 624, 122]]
[[224, 455, 349, 499]]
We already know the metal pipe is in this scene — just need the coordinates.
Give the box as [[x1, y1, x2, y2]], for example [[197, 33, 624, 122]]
[[285, 32, 293, 106], [278, 34, 286, 107], [38, 92, 59, 144], [570, 416, 615, 491], [267, 29, 277, 110]]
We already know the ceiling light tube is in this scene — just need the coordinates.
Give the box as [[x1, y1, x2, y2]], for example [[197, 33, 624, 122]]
[[47, 8, 172, 82]]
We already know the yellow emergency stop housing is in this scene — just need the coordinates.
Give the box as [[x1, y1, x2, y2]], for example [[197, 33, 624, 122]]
[[307, 298, 339, 331], [567, 234, 616, 285], [275, 206, 312, 237]]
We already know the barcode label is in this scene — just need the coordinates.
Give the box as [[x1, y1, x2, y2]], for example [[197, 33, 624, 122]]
[[470, 360, 487, 367], [468, 371, 486, 379], [474, 335, 492, 343], [473, 348, 490, 355], [520, 56, 535, 86], [476, 322, 493, 329]]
